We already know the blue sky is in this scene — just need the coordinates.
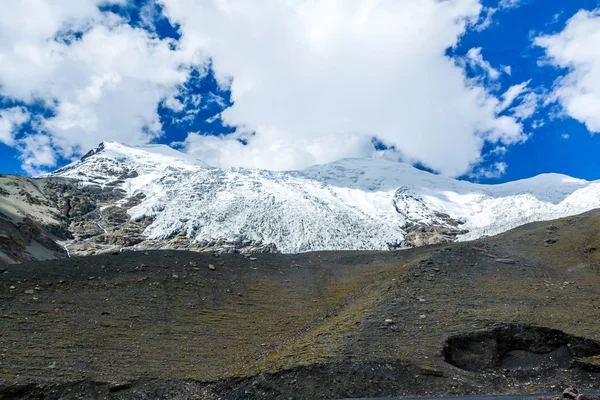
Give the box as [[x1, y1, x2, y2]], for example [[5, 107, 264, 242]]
[[0, 0, 599, 183], [454, 0, 600, 182]]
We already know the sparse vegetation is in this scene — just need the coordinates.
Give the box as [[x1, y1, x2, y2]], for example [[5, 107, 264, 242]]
[[2, 210, 600, 398]]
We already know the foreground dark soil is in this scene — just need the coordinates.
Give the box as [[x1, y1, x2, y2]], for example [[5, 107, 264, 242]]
[[2, 210, 600, 399]]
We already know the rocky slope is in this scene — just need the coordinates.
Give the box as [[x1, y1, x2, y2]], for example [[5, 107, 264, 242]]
[[2, 141, 600, 264], [2, 210, 600, 398]]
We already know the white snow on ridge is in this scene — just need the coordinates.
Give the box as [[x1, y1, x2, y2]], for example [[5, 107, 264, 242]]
[[49, 141, 600, 253]]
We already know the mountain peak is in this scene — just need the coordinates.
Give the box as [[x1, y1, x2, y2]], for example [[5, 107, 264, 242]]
[[43, 141, 600, 254]]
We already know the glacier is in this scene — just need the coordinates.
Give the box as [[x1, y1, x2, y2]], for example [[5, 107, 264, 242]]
[[49, 141, 600, 253]]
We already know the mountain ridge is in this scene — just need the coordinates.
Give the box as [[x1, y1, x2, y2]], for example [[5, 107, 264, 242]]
[[1, 140, 600, 264]]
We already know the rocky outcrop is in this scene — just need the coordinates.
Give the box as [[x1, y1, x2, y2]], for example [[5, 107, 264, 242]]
[[0, 173, 281, 264], [0, 171, 465, 264], [10, 140, 600, 263], [400, 224, 469, 248]]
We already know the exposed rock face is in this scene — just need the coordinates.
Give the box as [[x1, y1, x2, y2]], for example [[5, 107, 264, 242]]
[[399, 224, 469, 249], [0, 173, 281, 264], [0, 176, 71, 264], [4, 140, 600, 264]]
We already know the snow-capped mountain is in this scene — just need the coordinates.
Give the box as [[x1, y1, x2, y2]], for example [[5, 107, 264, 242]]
[[43, 141, 599, 255]]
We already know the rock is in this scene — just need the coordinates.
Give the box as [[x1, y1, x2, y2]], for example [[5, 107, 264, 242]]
[[495, 258, 516, 264], [24, 289, 34, 294], [172, 274, 179, 279], [563, 388, 579, 399], [545, 238, 558, 244], [208, 264, 216, 271], [583, 247, 597, 254], [9, 286, 15, 290], [249, 257, 257, 261], [384, 318, 394, 325], [109, 382, 133, 393], [189, 261, 198, 267], [419, 314, 427, 319]]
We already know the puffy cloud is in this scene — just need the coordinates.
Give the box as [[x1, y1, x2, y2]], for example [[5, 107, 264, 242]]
[[535, 10, 600, 133], [161, 0, 523, 176], [1, 0, 527, 177], [18, 134, 56, 176], [0, 0, 121, 100], [40, 24, 189, 157], [0, 107, 29, 146], [181, 131, 375, 171], [0, 0, 190, 169]]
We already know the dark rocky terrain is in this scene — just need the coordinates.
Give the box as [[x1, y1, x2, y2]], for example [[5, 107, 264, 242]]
[[2, 209, 600, 399], [0, 174, 277, 267]]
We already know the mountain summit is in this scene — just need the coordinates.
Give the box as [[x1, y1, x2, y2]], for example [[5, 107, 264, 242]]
[[51, 142, 600, 253], [1, 141, 599, 263]]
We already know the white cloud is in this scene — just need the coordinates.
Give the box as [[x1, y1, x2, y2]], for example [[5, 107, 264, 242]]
[[499, 81, 530, 111], [511, 92, 540, 120], [161, 0, 524, 176], [472, 161, 508, 179], [550, 12, 563, 25], [490, 146, 507, 155], [474, 7, 497, 32], [473, 0, 526, 31], [466, 47, 501, 80], [503, 65, 512, 75], [42, 24, 190, 157], [0, 107, 30, 146], [535, 9, 600, 133], [163, 96, 185, 112], [531, 119, 545, 129], [0, 0, 190, 168], [497, 80, 539, 120], [499, 0, 525, 9], [18, 134, 56, 176], [0, 0, 527, 177], [562, 133, 570, 139]]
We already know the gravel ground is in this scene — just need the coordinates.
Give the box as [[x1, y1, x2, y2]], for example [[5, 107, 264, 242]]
[[2, 210, 600, 399]]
